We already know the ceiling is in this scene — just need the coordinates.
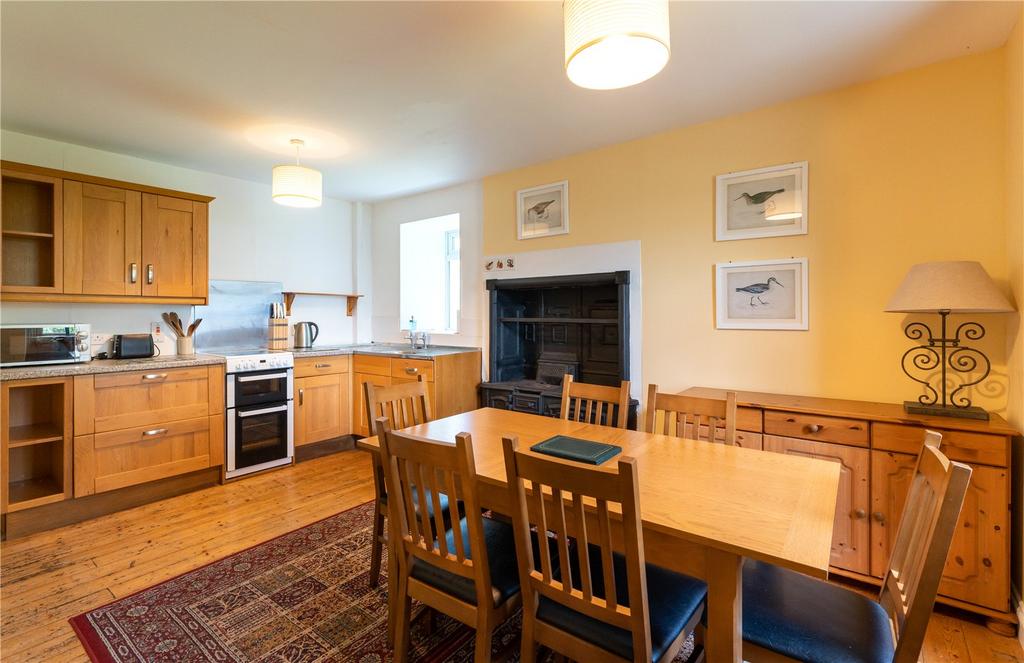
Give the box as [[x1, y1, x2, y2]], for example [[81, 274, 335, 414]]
[[1, 1, 1019, 202]]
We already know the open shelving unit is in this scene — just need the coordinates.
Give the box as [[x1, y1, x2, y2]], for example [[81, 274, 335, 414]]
[[283, 290, 363, 317], [1, 378, 73, 513], [1, 169, 62, 292]]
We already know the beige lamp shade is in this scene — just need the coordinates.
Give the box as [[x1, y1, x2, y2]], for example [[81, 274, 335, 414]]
[[563, 0, 671, 90], [885, 261, 1014, 313], [272, 164, 322, 208]]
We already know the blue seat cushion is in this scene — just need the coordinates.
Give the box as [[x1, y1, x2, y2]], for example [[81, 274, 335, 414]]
[[743, 560, 896, 663], [411, 516, 548, 608], [536, 544, 707, 661], [382, 486, 461, 524]]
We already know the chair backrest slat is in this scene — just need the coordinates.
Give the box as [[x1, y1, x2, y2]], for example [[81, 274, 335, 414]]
[[365, 378, 432, 436], [645, 385, 737, 445], [560, 374, 631, 429], [876, 431, 972, 663], [379, 418, 491, 598], [503, 435, 652, 659]]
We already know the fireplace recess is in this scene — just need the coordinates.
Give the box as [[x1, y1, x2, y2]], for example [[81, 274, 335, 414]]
[[481, 271, 635, 427]]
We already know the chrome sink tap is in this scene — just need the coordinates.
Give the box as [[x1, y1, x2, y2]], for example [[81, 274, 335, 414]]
[[404, 331, 428, 350]]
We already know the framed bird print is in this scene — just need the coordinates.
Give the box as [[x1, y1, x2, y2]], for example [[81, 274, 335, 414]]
[[517, 180, 569, 240], [715, 258, 809, 330], [715, 161, 807, 241]]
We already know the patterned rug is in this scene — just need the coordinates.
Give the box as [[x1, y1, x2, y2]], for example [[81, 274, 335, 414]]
[[70, 501, 694, 662]]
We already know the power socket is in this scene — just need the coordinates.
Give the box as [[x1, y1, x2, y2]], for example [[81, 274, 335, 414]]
[[90, 333, 112, 355], [151, 321, 175, 356]]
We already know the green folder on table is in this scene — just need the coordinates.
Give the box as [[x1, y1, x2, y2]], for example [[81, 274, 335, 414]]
[[531, 435, 622, 465]]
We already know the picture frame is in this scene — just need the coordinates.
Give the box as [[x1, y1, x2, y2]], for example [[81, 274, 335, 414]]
[[715, 258, 809, 330], [715, 161, 807, 241], [517, 180, 569, 240]]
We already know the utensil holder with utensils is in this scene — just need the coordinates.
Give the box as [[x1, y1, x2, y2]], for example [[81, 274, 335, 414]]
[[162, 311, 202, 356]]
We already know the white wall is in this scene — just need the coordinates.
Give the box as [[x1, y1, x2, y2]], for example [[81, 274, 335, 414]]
[[371, 181, 484, 348], [0, 130, 359, 349]]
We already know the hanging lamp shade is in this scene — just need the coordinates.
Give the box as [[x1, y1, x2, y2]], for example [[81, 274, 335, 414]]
[[563, 0, 671, 90], [272, 139, 323, 208]]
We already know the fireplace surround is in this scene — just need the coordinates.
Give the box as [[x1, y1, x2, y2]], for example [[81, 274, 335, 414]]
[[481, 271, 636, 426]]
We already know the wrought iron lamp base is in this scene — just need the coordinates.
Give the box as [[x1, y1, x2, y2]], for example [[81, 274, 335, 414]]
[[902, 401, 989, 421]]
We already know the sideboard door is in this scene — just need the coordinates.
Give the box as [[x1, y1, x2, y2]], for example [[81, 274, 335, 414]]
[[764, 435, 870, 575]]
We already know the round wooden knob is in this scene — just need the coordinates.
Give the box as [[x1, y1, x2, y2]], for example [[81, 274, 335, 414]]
[[853, 509, 867, 519], [872, 511, 886, 523], [805, 424, 822, 434]]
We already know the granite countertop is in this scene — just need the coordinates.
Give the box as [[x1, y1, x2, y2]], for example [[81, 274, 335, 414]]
[[0, 354, 225, 381], [290, 343, 481, 359], [0, 344, 481, 381]]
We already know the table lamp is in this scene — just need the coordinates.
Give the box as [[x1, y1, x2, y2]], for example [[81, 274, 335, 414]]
[[885, 261, 1014, 420]]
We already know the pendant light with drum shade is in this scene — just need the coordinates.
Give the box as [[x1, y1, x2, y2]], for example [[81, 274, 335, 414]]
[[272, 139, 323, 208], [563, 0, 671, 90]]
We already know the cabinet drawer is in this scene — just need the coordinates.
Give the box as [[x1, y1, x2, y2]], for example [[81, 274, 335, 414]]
[[91, 367, 210, 433], [689, 424, 763, 450], [872, 423, 1009, 467], [391, 358, 434, 382], [764, 411, 868, 447], [75, 416, 212, 495], [737, 407, 762, 432], [353, 354, 391, 376], [294, 355, 350, 378]]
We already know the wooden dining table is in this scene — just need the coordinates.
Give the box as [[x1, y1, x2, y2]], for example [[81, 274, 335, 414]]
[[357, 407, 841, 663]]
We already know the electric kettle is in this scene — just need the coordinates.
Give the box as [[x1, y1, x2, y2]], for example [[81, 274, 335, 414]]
[[294, 321, 319, 348]]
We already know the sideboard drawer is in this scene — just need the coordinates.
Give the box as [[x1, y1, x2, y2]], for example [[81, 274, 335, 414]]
[[737, 406, 762, 432], [872, 423, 1009, 467], [764, 411, 869, 447]]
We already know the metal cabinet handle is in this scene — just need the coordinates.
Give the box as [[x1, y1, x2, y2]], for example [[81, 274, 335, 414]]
[[804, 424, 822, 434], [146, 264, 155, 284], [142, 428, 168, 438], [299, 388, 304, 406], [315, 363, 331, 369], [404, 367, 419, 375], [872, 511, 886, 524], [142, 373, 168, 381], [853, 509, 867, 519], [129, 263, 138, 283]]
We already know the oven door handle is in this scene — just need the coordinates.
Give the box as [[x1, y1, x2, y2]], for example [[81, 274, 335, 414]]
[[237, 404, 289, 418], [236, 372, 289, 383]]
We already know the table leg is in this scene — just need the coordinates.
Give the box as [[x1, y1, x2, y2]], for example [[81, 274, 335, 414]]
[[704, 548, 743, 663]]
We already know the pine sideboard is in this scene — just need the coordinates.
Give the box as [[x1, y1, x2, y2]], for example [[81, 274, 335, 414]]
[[682, 386, 1019, 633]]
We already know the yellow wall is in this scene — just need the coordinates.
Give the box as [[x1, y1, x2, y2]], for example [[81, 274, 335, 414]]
[[1003, 3, 1024, 612], [483, 50, 1012, 411]]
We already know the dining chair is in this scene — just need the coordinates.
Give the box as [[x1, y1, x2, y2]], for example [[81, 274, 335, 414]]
[[742, 431, 972, 663], [502, 435, 708, 663], [560, 374, 631, 428], [364, 378, 434, 588], [378, 417, 523, 663], [645, 385, 737, 445]]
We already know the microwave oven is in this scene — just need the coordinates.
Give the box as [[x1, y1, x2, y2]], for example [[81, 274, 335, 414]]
[[0, 324, 92, 367]]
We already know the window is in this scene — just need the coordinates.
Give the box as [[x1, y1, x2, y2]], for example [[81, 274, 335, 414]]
[[399, 213, 460, 333]]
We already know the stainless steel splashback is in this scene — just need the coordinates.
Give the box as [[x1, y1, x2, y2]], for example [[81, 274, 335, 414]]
[[193, 280, 284, 352]]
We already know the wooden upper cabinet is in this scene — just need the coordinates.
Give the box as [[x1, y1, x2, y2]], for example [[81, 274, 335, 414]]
[[64, 181, 142, 296], [1, 169, 63, 293], [141, 193, 208, 299], [0, 161, 211, 303]]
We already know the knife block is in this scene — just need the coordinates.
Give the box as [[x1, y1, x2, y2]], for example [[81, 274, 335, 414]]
[[268, 319, 289, 350]]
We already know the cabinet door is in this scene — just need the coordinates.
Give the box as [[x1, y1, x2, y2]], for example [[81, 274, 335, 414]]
[[354, 372, 391, 437], [871, 453, 1009, 611], [764, 435, 871, 575], [63, 181, 142, 295], [141, 194, 208, 298], [295, 374, 349, 446]]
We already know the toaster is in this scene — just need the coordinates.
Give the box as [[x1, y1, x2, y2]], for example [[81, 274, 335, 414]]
[[112, 334, 155, 359]]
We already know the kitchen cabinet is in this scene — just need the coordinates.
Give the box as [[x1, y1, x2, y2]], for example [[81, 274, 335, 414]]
[[294, 356, 351, 446], [352, 350, 481, 437], [141, 193, 208, 299], [685, 386, 1018, 629], [763, 434, 871, 575], [63, 181, 142, 296], [1, 161, 212, 304], [1, 168, 63, 293], [72, 365, 225, 497]]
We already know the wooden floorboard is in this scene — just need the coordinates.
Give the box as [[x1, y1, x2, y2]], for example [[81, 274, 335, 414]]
[[1, 449, 1020, 662]]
